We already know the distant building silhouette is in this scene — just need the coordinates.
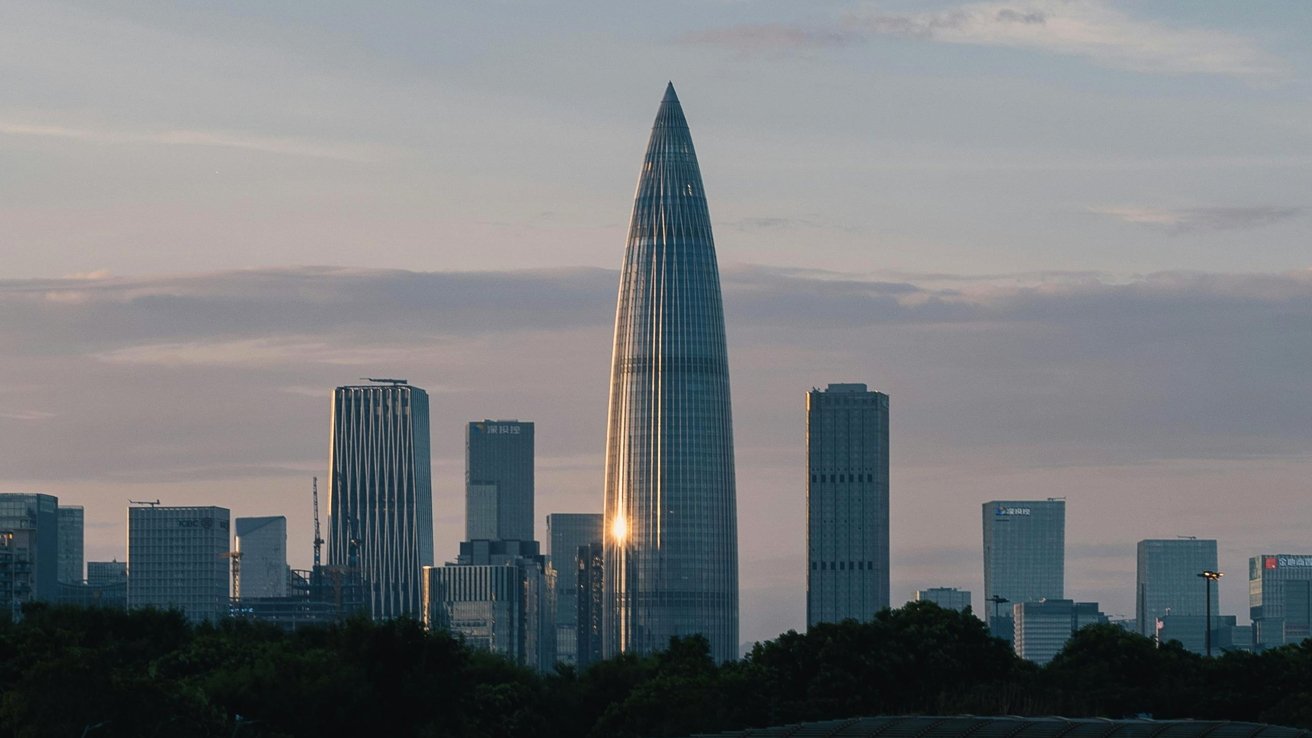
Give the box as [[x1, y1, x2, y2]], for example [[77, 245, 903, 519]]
[[1136, 538, 1218, 648], [547, 513, 602, 665], [1013, 598, 1105, 664], [57, 505, 83, 584], [576, 542, 605, 670], [1250, 553, 1312, 649], [916, 587, 972, 614], [329, 381, 433, 619], [127, 505, 230, 622], [0, 493, 58, 602], [807, 383, 890, 627], [235, 516, 289, 599], [466, 420, 534, 542], [982, 499, 1065, 640]]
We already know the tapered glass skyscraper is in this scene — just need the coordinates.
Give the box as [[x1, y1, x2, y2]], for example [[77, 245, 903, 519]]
[[603, 83, 739, 663]]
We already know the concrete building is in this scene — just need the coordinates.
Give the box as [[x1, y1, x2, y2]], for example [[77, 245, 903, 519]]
[[1136, 538, 1218, 646], [0, 493, 59, 601], [57, 505, 84, 584], [576, 542, 604, 670], [1013, 599, 1106, 665], [982, 499, 1065, 640], [807, 383, 890, 628], [423, 539, 555, 670], [466, 420, 534, 542], [126, 505, 230, 622], [603, 84, 739, 663], [235, 516, 288, 599], [329, 380, 433, 620], [916, 587, 972, 614], [546, 513, 602, 665], [1250, 554, 1312, 650]]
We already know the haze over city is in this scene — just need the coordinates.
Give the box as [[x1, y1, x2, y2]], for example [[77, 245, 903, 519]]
[[3, 0, 1311, 647]]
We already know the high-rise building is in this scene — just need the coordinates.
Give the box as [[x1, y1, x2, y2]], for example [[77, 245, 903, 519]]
[[57, 505, 84, 584], [126, 505, 230, 622], [466, 420, 534, 542], [547, 513, 603, 665], [329, 380, 434, 620], [1250, 554, 1312, 650], [916, 587, 972, 614], [1012, 599, 1106, 664], [87, 560, 128, 586], [0, 493, 59, 601], [1136, 538, 1218, 645], [982, 499, 1065, 640], [807, 383, 890, 627], [423, 539, 555, 671], [235, 516, 289, 599], [603, 83, 739, 663], [0, 530, 36, 617], [576, 542, 605, 670]]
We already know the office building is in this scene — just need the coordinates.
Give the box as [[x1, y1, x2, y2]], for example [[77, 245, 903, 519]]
[[1250, 554, 1312, 650], [466, 420, 535, 542], [57, 505, 84, 584], [1013, 599, 1106, 665], [329, 380, 434, 620], [87, 560, 128, 586], [547, 513, 602, 665], [235, 516, 288, 599], [0, 530, 36, 617], [916, 587, 972, 614], [982, 499, 1065, 639], [126, 505, 230, 622], [1136, 538, 1218, 645], [807, 383, 890, 627], [576, 542, 605, 670], [0, 493, 58, 601], [603, 83, 739, 663], [424, 539, 555, 670]]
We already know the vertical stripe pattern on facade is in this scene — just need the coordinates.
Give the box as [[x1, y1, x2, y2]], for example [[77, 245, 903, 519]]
[[329, 384, 433, 620], [603, 83, 739, 663]]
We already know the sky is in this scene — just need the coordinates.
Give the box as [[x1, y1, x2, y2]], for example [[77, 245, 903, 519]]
[[1, 0, 1310, 645]]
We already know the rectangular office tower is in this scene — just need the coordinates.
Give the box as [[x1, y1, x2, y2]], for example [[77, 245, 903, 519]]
[[235, 516, 288, 599], [1136, 539, 1218, 643], [916, 587, 972, 613], [0, 493, 59, 601], [1250, 554, 1312, 650], [329, 381, 434, 620], [57, 505, 84, 584], [127, 505, 230, 622], [1013, 599, 1106, 665], [547, 513, 603, 665], [807, 384, 890, 627], [466, 420, 534, 542], [982, 499, 1065, 639]]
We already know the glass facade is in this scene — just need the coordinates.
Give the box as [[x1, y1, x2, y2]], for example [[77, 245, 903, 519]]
[[603, 83, 739, 663], [547, 513, 602, 665], [329, 382, 433, 620], [57, 505, 84, 584], [466, 420, 534, 542], [916, 587, 972, 613], [235, 516, 289, 599], [1135, 538, 1218, 641], [126, 505, 230, 622], [982, 499, 1065, 639], [1250, 553, 1312, 649], [807, 384, 890, 627], [0, 493, 59, 601]]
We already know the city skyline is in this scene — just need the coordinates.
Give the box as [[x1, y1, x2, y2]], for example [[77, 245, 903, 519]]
[[3, 2, 1311, 646]]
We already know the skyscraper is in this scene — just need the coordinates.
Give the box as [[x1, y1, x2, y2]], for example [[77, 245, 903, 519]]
[[807, 383, 890, 627], [0, 493, 58, 601], [603, 83, 739, 663], [235, 516, 289, 599], [329, 380, 434, 619], [466, 420, 534, 542], [1136, 538, 1218, 642], [1250, 554, 1312, 650], [547, 513, 603, 665], [57, 505, 84, 584], [126, 505, 230, 622], [982, 500, 1065, 639]]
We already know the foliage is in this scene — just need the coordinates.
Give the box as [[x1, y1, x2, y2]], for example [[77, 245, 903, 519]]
[[1, 602, 1311, 737]]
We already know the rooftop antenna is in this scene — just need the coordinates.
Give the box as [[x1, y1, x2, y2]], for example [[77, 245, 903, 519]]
[[360, 377, 407, 385], [1177, 535, 1198, 540], [128, 499, 161, 507]]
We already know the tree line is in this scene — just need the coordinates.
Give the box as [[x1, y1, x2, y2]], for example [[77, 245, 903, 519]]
[[2, 601, 1311, 737]]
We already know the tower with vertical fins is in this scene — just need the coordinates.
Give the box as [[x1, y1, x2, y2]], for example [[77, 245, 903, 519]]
[[603, 83, 739, 662]]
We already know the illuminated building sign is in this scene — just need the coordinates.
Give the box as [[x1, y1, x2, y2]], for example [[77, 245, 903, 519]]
[[995, 506, 1031, 517], [1269, 556, 1312, 569], [484, 425, 522, 435]]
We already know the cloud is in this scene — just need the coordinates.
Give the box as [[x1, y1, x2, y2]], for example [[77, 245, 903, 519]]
[[688, 2, 1284, 81], [1092, 206, 1305, 234], [0, 121, 386, 163]]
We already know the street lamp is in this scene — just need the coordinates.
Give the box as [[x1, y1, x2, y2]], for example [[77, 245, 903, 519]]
[[987, 595, 1010, 638], [1198, 569, 1223, 657]]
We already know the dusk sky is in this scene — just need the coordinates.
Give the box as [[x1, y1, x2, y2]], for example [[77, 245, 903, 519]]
[[2, 0, 1310, 644]]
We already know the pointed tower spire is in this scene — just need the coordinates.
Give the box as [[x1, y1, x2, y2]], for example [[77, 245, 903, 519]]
[[603, 85, 739, 664]]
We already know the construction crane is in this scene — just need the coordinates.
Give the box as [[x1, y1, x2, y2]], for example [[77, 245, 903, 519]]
[[312, 476, 324, 570]]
